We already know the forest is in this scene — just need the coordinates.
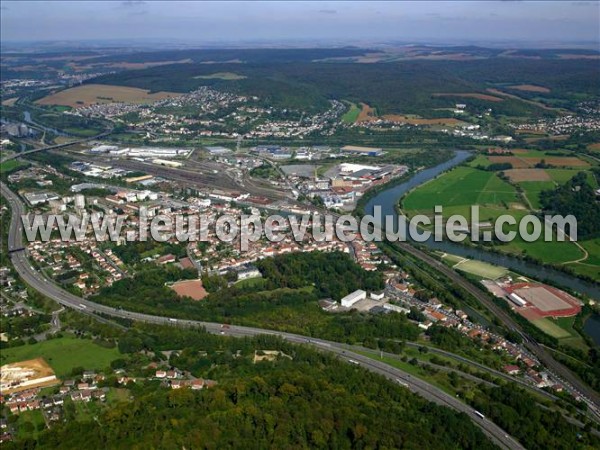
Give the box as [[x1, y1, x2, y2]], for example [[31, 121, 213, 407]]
[[7, 323, 599, 450], [89, 57, 599, 116], [6, 331, 498, 450], [90, 251, 421, 343], [540, 172, 600, 240]]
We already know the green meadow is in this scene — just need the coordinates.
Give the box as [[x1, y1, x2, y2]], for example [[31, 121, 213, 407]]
[[0, 335, 121, 377], [402, 164, 589, 265]]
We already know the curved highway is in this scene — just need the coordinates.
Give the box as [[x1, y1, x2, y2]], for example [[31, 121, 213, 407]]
[[393, 241, 600, 413], [1, 181, 523, 450]]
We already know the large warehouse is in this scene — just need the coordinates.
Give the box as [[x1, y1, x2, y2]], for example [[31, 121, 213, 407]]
[[341, 289, 367, 308], [340, 145, 383, 157]]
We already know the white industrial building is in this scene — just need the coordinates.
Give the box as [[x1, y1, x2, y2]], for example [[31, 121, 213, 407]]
[[90, 144, 119, 153], [383, 303, 410, 314], [341, 289, 366, 308], [370, 291, 385, 301], [152, 159, 183, 168], [108, 147, 190, 158], [508, 293, 527, 307]]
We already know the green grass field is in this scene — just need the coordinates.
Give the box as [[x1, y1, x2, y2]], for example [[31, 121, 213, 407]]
[[404, 164, 590, 265], [576, 238, 600, 265], [531, 318, 572, 339], [403, 166, 521, 218], [0, 159, 26, 174], [530, 316, 587, 350], [0, 336, 121, 377], [518, 180, 555, 210], [341, 102, 360, 124], [500, 236, 584, 264], [567, 238, 600, 279], [453, 259, 508, 280], [467, 154, 493, 168], [438, 252, 466, 265], [545, 169, 597, 187]]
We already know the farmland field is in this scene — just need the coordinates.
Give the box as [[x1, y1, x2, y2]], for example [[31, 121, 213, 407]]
[[403, 161, 590, 265], [382, 115, 465, 126], [0, 335, 121, 377], [488, 155, 589, 169], [508, 84, 551, 93], [504, 169, 551, 183], [546, 168, 597, 186], [36, 84, 179, 108], [432, 92, 504, 102], [518, 181, 555, 209], [500, 237, 584, 264], [403, 166, 521, 218]]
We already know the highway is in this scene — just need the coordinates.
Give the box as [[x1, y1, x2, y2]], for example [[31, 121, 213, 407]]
[[0, 181, 523, 450], [1, 128, 113, 162], [393, 241, 600, 414]]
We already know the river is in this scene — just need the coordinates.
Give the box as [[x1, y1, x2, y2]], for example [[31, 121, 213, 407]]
[[364, 149, 600, 299], [584, 315, 600, 346]]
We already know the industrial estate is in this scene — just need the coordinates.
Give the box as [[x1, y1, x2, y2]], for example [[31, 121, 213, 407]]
[[1, 2, 599, 449]]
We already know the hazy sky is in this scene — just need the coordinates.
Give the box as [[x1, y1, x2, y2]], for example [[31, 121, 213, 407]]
[[1, 1, 599, 45]]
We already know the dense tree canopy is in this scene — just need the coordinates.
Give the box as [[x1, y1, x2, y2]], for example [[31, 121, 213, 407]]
[[540, 172, 600, 239]]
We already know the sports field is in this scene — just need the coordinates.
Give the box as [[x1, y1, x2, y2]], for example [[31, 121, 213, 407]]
[[36, 84, 179, 108], [170, 279, 208, 300], [452, 258, 508, 279], [0, 336, 121, 377]]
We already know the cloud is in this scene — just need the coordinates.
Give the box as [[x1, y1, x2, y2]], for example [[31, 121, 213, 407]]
[[318, 9, 337, 15]]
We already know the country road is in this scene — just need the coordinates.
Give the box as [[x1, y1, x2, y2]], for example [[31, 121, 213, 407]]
[[1, 180, 524, 450]]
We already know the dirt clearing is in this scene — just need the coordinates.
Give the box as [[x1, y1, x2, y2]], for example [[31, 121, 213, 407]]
[[508, 84, 551, 93], [504, 169, 551, 182], [432, 92, 504, 102], [356, 103, 378, 122]]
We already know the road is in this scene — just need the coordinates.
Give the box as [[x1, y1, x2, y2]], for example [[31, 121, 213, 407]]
[[1, 129, 113, 163], [3, 109, 596, 427], [393, 241, 600, 414], [0, 181, 522, 450]]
